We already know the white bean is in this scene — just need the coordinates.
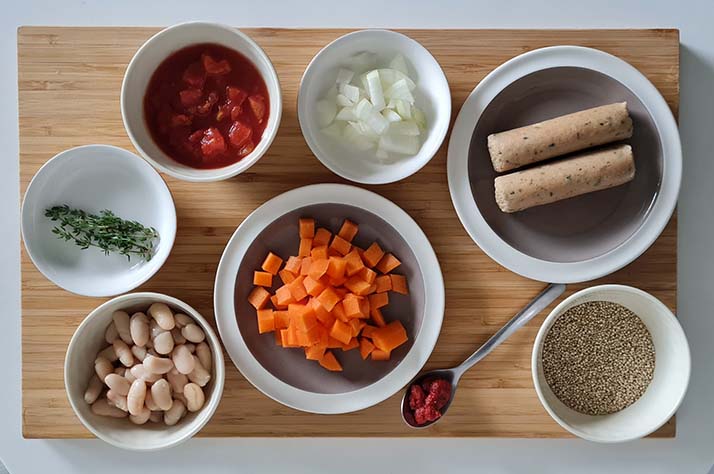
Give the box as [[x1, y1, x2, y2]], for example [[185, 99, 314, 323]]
[[172, 345, 195, 374], [94, 357, 113, 380], [164, 399, 186, 426], [97, 345, 118, 363], [195, 342, 212, 372], [113, 340, 134, 367], [149, 411, 162, 423], [124, 368, 137, 383], [167, 369, 188, 394], [130, 312, 149, 347], [144, 355, 174, 374], [149, 319, 165, 339], [144, 390, 160, 411], [112, 310, 132, 344], [104, 373, 130, 396], [187, 355, 211, 387], [127, 379, 147, 416], [153, 331, 175, 355], [184, 343, 196, 353], [104, 322, 118, 344], [106, 390, 128, 412], [174, 313, 193, 328], [171, 327, 186, 344], [129, 364, 163, 383], [183, 383, 205, 412], [131, 344, 147, 361], [91, 398, 127, 418], [181, 324, 205, 343], [148, 303, 175, 330], [151, 379, 173, 411], [129, 406, 151, 425], [84, 375, 103, 404]]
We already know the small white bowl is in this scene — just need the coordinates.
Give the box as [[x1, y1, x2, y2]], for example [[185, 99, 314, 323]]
[[21, 144, 176, 297], [298, 29, 451, 184], [65, 292, 225, 451], [532, 285, 690, 443], [121, 21, 282, 182]]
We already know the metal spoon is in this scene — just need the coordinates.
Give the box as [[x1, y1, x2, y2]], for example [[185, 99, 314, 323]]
[[401, 283, 566, 428]]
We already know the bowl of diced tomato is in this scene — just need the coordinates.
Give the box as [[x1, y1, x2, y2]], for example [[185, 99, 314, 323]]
[[121, 22, 281, 182], [213, 184, 445, 413]]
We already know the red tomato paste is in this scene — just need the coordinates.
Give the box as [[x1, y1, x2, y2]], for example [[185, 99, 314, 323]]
[[408, 377, 452, 425], [144, 43, 270, 169]]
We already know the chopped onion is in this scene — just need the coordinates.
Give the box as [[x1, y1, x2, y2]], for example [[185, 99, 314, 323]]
[[335, 106, 357, 121], [378, 134, 419, 155], [335, 68, 354, 84], [365, 70, 385, 110], [389, 121, 420, 136], [316, 99, 337, 128], [389, 54, 409, 75], [382, 109, 402, 123], [340, 83, 360, 104]]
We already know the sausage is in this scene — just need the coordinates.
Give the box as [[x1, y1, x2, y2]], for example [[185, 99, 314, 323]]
[[494, 144, 635, 213], [487, 102, 633, 172]]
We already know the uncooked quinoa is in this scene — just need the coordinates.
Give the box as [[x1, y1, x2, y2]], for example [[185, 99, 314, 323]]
[[541, 301, 655, 415]]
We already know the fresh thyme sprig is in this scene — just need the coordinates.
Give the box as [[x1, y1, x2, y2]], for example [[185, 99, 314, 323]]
[[45, 205, 159, 262]]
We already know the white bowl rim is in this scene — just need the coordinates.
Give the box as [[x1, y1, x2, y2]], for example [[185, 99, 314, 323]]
[[530, 284, 691, 443], [64, 291, 226, 451], [297, 28, 451, 185], [120, 21, 283, 183], [447, 45, 682, 283], [20, 144, 177, 297], [213, 183, 445, 413]]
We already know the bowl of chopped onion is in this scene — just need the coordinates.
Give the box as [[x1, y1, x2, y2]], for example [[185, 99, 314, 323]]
[[298, 29, 451, 184]]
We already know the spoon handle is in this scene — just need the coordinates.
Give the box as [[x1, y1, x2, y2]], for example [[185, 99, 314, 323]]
[[453, 283, 566, 378]]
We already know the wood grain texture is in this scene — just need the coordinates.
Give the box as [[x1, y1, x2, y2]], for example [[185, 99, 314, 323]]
[[18, 27, 679, 438]]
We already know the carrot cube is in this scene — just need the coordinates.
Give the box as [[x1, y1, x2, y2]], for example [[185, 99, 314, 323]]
[[326, 337, 343, 349], [329, 319, 353, 345], [344, 250, 365, 277], [370, 307, 386, 327], [308, 258, 329, 280], [332, 302, 349, 322], [316, 287, 341, 312], [343, 295, 363, 319], [391, 274, 408, 295], [313, 227, 332, 247], [319, 350, 343, 371], [305, 343, 327, 361], [359, 267, 377, 284], [253, 271, 273, 287], [341, 337, 360, 351], [358, 297, 370, 318], [303, 276, 326, 297], [344, 277, 372, 296], [256, 309, 275, 334], [375, 275, 392, 293], [288, 276, 308, 302], [271, 294, 287, 310], [326, 256, 347, 279], [280, 329, 291, 347], [310, 245, 328, 261], [299, 238, 313, 257], [275, 285, 296, 306], [278, 269, 296, 285], [274, 310, 290, 330], [338, 219, 359, 242], [375, 253, 401, 274], [284, 256, 302, 274], [372, 321, 408, 353], [299, 218, 315, 239], [303, 324, 322, 345], [329, 275, 347, 287], [348, 319, 366, 337], [314, 303, 336, 328], [359, 338, 375, 360], [261, 252, 283, 275], [275, 331, 283, 346], [363, 284, 377, 295], [299, 257, 313, 276], [329, 235, 351, 256], [368, 292, 389, 309], [362, 242, 385, 268], [371, 349, 391, 361], [248, 286, 271, 310], [361, 325, 378, 338]]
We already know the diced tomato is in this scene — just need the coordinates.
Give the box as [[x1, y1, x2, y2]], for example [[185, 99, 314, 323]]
[[230, 105, 243, 121], [248, 95, 266, 123], [202, 54, 231, 75], [228, 121, 252, 148], [169, 113, 191, 127], [182, 62, 205, 89], [200, 127, 226, 158], [238, 140, 255, 157], [179, 89, 203, 107], [195, 92, 218, 116], [227, 86, 247, 105], [188, 129, 204, 143]]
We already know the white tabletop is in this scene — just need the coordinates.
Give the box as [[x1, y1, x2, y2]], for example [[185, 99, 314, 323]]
[[2, 0, 714, 472]]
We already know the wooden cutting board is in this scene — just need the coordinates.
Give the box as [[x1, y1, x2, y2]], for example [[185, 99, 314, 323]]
[[19, 27, 678, 438]]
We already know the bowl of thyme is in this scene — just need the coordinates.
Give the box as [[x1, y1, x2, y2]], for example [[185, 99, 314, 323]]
[[22, 145, 176, 296]]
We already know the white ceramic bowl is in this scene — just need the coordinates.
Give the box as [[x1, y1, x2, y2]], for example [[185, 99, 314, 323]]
[[298, 29, 451, 184], [121, 21, 282, 182], [21, 144, 176, 297], [214, 183, 445, 413], [532, 285, 690, 443], [65, 292, 225, 451], [448, 46, 682, 283]]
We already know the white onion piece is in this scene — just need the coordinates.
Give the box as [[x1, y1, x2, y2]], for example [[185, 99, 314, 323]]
[[336, 94, 353, 107], [365, 70, 385, 110], [340, 84, 360, 103], [389, 54, 409, 75], [316, 99, 337, 128], [378, 134, 419, 155], [335, 107, 357, 121], [382, 109, 402, 123], [389, 121, 420, 136], [336, 68, 354, 84]]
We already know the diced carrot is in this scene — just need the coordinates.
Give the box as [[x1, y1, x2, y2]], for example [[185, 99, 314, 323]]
[[326, 256, 347, 279], [286, 325, 300, 347], [341, 337, 360, 351], [295, 329, 311, 347], [327, 248, 342, 257], [278, 269, 296, 285], [271, 294, 288, 310], [329, 275, 347, 287], [319, 351, 343, 371], [303, 276, 326, 297], [274, 310, 290, 330], [361, 325, 378, 338], [368, 292, 389, 309], [326, 336, 343, 349], [308, 258, 329, 280], [305, 343, 327, 361], [363, 242, 385, 268], [332, 302, 349, 322], [359, 267, 377, 284], [256, 309, 275, 334], [298, 257, 312, 276], [275, 330, 283, 346], [288, 303, 317, 331], [348, 318, 366, 337], [370, 307, 386, 327], [358, 297, 370, 318], [329, 319, 353, 345], [275, 285, 296, 306], [390, 274, 408, 295], [299, 238, 312, 257], [253, 271, 273, 287], [313, 227, 332, 247], [261, 252, 283, 275], [248, 286, 271, 310], [344, 277, 372, 296], [342, 295, 362, 319], [371, 349, 391, 361], [284, 256, 302, 274], [375, 275, 392, 293], [334, 286, 349, 298], [338, 219, 359, 242], [299, 218, 315, 239], [311, 245, 328, 261], [344, 250, 365, 276], [364, 284, 377, 295], [303, 324, 322, 345], [329, 235, 351, 256], [316, 287, 341, 312], [287, 275, 308, 302], [375, 253, 401, 274], [372, 321, 408, 353], [314, 304, 336, 328], [359, 338, 375, 360], [280, 329, 291, 347]]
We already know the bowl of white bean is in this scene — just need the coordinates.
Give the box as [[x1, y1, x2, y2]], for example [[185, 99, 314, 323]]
[[64, 292, 225, 451]]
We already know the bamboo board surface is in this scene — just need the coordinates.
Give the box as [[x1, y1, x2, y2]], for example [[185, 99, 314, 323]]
[[19, 27, 678, 438]]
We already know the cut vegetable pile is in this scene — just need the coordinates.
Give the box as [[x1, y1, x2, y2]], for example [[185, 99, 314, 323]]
[[317, 53, 427, 160], [247, 217, 410, 372]]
